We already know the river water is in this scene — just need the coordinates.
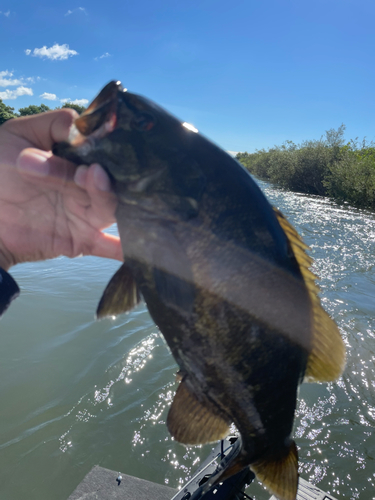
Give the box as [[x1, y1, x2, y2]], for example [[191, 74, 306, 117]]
[[0, 179, 374, 500]]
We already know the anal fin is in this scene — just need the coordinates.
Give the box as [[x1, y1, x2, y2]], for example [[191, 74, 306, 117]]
[[96, 263, 141, 319], [251, 441, 298, 500], [167, 380, 231, 445]]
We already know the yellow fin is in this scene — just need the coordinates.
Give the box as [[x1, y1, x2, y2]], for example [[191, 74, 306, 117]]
[[251, 441, 298, 500], [167, 380, 230, 445], [273, 208, 346, 382], [96, 263, 141, 319]]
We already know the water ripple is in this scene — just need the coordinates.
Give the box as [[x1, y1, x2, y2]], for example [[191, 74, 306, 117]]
[[260, 181, 375, 499], [1, 183, 375, 499]]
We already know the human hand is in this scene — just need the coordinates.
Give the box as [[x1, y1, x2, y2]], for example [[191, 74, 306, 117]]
[[0, 109, 122, 271]]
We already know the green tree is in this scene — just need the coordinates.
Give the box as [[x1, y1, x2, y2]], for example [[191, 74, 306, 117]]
[[0, 99, 18, 125], [60, 102, 86, 114], [325, 123, 346, 148], [18, 103, 51, 116]]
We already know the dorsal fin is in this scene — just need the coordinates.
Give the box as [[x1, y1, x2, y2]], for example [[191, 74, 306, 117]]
[[96, 263, 141, 319], [167, 380, 231, 445], [273, 208, 346, 382]]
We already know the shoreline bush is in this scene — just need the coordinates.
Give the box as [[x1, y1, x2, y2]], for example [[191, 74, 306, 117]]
[[0, 99, 86, 125], [237, 125, 375, 211]]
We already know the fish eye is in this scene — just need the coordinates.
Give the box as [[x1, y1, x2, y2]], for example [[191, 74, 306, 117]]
[[130, 112, 155, 132]]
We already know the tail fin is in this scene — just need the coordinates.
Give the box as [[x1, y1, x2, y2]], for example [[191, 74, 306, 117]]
[[251, 441, 298, 500]]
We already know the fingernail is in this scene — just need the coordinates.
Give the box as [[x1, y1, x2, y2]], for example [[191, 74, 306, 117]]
[[17, 151, 50, 176], [74, 165, 88, 188], [93, 163, 111, 192]]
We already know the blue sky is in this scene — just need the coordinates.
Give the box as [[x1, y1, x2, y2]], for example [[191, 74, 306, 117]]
[[0, 0, 374, 153]]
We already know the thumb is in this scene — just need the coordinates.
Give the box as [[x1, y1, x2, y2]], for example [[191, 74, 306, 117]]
[[4, 108, 78, 152]]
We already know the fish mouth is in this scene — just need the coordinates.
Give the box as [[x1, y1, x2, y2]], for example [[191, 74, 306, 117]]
[[68, 80, 124, 147], [77, 81, 122, 135], [67, 80, 157, 152], [60, 81, 163, 191]]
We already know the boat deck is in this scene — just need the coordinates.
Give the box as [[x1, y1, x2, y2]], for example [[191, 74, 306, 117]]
[[68, 466, 338, 500], [68, 465, 178, 500], [269, 477, 338, 500]]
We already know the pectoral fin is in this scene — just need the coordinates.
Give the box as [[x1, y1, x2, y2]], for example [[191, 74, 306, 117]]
[[0, 267, 20, 317], [251, 441, 299, 500], [167, 380, 231, 445], [96, 263, 141, 319]]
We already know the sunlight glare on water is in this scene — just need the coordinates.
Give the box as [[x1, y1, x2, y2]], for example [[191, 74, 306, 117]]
[[261, 181, 375, 499], [0, 183, 374, 499]]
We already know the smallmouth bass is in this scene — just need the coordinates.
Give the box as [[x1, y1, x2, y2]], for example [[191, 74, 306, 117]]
[[53, 81, 346, 500]]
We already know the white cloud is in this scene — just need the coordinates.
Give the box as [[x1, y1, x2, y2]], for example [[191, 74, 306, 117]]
[[71, 99, 88, 106], [0, 10, 11, 17], [40, 92, 58, 101], [0, 86, 33, 100], [25, 76, 41, 84], [26, 44, 78, 61], [0, 70, 22, 87], [61, 98, 89, 106], [94, 52, 111, 61], [0, 70, 40, 88], [65, 7, 87, 16]]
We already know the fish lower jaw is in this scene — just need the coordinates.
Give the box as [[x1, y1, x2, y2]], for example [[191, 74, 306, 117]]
[[67, 130, 97, 157]]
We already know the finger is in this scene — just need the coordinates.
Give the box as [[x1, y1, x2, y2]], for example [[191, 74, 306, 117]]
[[92, 163, 112, 192], [17, 148, 77, 186], [4, 109, 78, 152], [83, 164, 117, 225], [88, 232, 123, 262], [74, 164, 112, 193], [87, 163, 112, 193], [74, 165, 89, 189]]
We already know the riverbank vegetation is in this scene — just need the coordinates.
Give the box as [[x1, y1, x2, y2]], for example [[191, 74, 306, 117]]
[[236, 125, 375, 210], [2, 102, 375, 211], [0, 98, 86, 125]]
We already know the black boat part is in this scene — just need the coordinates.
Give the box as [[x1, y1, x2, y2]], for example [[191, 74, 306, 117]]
[[0, 267, 20, 317], [171, 436, 255, 500]]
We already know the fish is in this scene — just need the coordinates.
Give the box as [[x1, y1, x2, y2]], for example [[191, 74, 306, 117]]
[[53, 81, 346, 500]]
